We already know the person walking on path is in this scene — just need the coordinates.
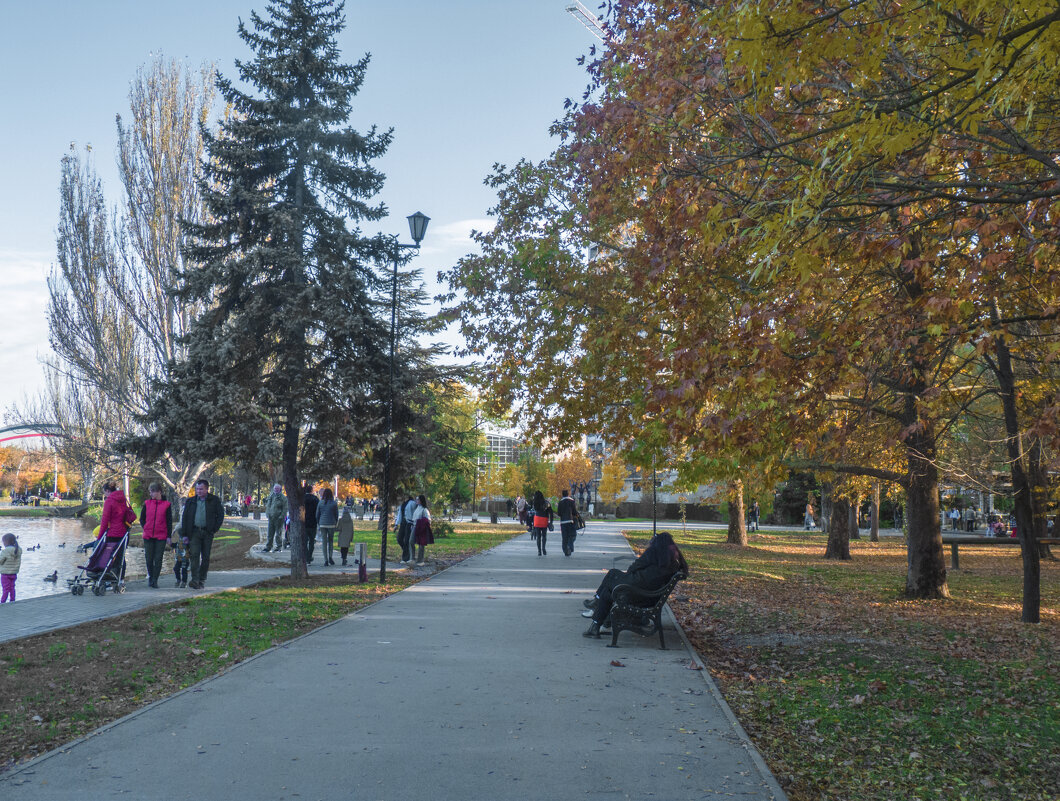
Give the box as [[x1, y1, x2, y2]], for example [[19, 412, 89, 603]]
[[557, 489, 578, 556], [180, 479, 224, 589], [749, 500, 760, 532], [139, 483, 172, 588], [337, 507, 355, 566], [303, 484, 320, 564], [316, 487, 339, 566], [398, 496, 418, 564], [264, 484, 288, 552], [531, 491, 553, 556], [804, 501, 815, 530], [411, 494, 433, 565], [516, 494, 527, 526], [0, 533, 21, 602], [582, 531, 688, 638]]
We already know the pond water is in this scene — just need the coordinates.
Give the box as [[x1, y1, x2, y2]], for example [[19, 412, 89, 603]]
[[0, 517, 147, 602]]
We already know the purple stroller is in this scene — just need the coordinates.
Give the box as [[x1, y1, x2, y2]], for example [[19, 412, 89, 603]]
[[68, 533, 128, 596]]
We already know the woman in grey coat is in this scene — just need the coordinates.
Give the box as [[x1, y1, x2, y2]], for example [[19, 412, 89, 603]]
[[316, 488, 340, 566]]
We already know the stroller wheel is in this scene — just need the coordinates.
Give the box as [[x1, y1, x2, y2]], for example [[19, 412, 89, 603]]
[[71, 585, 79, 596], [93, 585, 103, 596], [116, 583, 126, 594], [76, 585, 84, 595]]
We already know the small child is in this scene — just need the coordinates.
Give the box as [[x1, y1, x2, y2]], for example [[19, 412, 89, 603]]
[[1, 533, 22, 602], [171, 537, 189, 588]]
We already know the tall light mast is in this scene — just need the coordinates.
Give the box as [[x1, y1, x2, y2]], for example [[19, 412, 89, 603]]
[[565, 1, 608, 41]]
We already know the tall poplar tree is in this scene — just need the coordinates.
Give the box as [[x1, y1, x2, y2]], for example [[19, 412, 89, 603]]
[[153, 0, 393, 578]]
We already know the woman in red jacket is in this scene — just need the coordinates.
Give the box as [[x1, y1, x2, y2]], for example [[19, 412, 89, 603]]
[[139, 482, 172, 589]]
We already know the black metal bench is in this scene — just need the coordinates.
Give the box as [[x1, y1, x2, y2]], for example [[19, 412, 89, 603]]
[[607, 572, 686, 649]]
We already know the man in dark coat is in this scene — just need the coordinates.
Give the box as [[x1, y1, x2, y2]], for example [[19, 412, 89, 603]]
[[180, 479, 224, 589], [303, 483, 320, 564], [557, 489, 578, 556]]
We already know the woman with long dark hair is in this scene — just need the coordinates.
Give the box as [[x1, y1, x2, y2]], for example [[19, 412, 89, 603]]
[[582, 531, 688, 638], [316, 487, 339, 566], [531, 490, 553, 556]]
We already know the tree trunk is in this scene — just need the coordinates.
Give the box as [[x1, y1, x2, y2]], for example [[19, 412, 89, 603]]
[[988, 317, 1040, 622], [1028, 438, 1054, 560], [726, 480, 747, 546], [849, 494, 861, 540], [282, 418, 308, 580], [825, 496, 852, 559], [903, 417, 949, 598], [820, 482, 832, 533], [870, 482, 880, 542]]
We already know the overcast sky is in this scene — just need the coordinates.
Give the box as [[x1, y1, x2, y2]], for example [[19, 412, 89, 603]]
[[0, 0, 596, 417]]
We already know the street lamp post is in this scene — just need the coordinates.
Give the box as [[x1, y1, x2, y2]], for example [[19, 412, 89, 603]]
[[379, 212, 429, 581]]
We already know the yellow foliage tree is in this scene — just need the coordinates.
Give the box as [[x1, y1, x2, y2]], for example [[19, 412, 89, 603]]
[[501, 462, 526, 501], [548, 452, 594, 499], [597, 455, 629, 512]]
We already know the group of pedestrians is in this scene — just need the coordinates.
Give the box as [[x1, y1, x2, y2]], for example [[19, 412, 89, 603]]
[[525, 489, 583, 557], [395, 495, 433, 565]]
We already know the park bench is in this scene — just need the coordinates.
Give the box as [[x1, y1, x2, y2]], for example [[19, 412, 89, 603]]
[[942, 535, 1059, 570], [607, 571, 686, 650]]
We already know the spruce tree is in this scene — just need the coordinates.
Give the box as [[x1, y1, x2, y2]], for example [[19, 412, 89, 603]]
[[154, 0, 394, 578]]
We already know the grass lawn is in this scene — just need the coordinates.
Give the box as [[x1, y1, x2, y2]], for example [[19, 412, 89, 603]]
[[637, 528, 1059, 801], [0, 522, 519, 772]]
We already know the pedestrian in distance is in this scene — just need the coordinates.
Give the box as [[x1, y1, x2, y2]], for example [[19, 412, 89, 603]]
[[531, 491, 553, 556], [411, 494, 434, 565], [398, 496, 417, 564], [316, 487, 339, 565], [303, 483, 319, 563], [804, 501, 815, 530], [0, 532, 21, 602], [557, 489, 578, 557], [179, 479, 224, 589], [750, 500, 760, 532], [139, 483, 172, 588], [337, 507, 355, 566], [264, 484, 288, 551], [516, 495, 527, 526]]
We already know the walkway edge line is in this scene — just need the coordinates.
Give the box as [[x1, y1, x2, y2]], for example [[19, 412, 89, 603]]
[[0, 573, 411, 782], [665, 603, 791, 801]]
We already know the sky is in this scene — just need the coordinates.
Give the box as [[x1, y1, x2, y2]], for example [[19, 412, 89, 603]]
[[0, 0, 598, 417]]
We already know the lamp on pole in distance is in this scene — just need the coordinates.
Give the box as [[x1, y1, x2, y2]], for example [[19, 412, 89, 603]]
[[379, 211, 429, 581]]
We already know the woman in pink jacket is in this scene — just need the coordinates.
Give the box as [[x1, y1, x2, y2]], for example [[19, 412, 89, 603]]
[[139, 482, 172, 588], [99, 482, 137, 540]]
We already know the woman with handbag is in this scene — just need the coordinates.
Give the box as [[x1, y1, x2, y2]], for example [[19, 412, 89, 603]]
[[412, 494, 434, 565], [531, 490, 553, 556]]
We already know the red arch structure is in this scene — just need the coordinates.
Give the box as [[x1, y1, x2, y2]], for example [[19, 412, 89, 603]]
[[0, 424, 64, 444]]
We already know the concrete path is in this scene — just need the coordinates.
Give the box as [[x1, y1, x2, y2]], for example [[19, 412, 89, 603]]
[[0, 524, 786, 801]]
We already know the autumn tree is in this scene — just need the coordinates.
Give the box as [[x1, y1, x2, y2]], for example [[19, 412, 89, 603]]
[[597, 455, 629, 514], [548, 452, 594, 500]]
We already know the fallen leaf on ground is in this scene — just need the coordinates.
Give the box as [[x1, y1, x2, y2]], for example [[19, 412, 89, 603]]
[[610, 660, 625, 667]]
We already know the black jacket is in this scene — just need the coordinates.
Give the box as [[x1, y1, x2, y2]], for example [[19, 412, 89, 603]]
[[303, 493, 319, 530], [180, 494, 224, 538]]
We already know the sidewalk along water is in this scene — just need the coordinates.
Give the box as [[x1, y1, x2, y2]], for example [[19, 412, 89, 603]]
[[0, 517, 144, 601]]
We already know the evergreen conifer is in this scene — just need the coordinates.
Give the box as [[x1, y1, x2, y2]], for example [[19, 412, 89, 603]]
[[152, 0, 395, 577]]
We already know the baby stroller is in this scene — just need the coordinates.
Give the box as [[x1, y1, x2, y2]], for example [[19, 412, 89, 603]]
[[68, 533, 129, 596]]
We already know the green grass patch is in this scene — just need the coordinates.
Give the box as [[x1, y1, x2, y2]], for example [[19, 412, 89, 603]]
[[642, 527, 1060, 801]]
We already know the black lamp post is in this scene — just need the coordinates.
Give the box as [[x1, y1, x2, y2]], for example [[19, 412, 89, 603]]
[[379, 212, 429, 581]]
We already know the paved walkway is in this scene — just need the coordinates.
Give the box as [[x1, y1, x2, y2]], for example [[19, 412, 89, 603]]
[[0, 525, 786, 801]]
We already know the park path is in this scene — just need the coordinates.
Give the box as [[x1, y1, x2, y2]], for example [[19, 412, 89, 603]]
[[0, 524, 787, 801]]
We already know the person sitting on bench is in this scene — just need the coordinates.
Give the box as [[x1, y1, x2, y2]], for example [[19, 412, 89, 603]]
[[583, 531, 688, 638]]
